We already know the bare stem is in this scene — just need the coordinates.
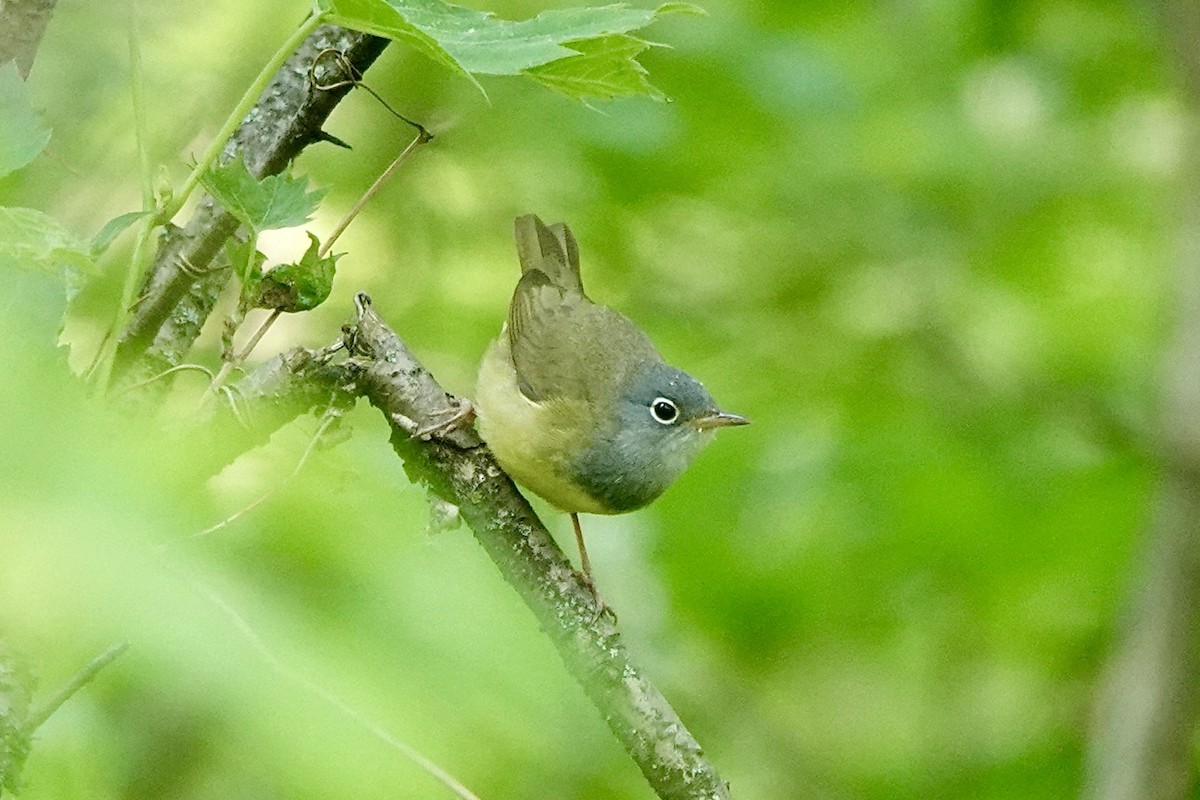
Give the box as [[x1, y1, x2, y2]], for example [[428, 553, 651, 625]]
[[23, 642, 130, 735], [197, 583, 483, 800], [205, 308, 283, 403], [320, 129, 433, 257], [177, 408, 340, 545], [92, 5, 155, 396]]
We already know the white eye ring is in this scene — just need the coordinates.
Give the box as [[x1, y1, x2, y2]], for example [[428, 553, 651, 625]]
[[650, 397, 679, 425]]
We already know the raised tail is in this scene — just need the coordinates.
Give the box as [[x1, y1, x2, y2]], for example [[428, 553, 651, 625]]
[[513, 214, 583, 294]]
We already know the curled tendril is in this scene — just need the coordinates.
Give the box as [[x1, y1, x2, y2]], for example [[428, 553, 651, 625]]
[[308, 48, 430, 139]]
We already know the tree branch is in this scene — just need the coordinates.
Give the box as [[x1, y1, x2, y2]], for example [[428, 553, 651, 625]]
[[103, 20, 733, 785], [0, 640, 127, 794], [343, 294, 734, 800], [22, 642, 129, 736], [113, 25, 389, 387], [186, 342, 357, 478], [166, 290, 735, 798]]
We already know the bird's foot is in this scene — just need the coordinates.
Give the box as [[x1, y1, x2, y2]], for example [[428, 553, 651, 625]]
[[577, 569, 618, 624], [411, 397, 476, 441]]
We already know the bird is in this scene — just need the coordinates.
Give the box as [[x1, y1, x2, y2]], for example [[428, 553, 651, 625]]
[[476, 214, 749, 587]]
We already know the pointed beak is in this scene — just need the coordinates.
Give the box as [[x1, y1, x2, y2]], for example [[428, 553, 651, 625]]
[[692, 411, 751, 431]]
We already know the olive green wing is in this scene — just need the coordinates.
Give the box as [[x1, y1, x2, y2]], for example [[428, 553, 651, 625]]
[[507, 270, 585, 402], [507, 213, 661, 404], [507, 270, 661, 404]]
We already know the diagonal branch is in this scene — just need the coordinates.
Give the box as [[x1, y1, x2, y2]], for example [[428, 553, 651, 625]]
[[113, 25, 389, 387], [23, 642, 130, 735], [202, 295, 736, 799], [344, 294, 734, 800]]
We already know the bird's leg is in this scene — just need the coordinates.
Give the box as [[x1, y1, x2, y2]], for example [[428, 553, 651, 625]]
[[570, 513, 616, 622], [571, 512, 593, 581]]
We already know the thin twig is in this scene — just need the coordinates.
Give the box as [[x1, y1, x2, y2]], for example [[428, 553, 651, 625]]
[[321, 129, 432, 257], [195, 583, 484, 800], [92, 4, 157, 395], [309, 48, 429, 136], [174, 408, 340, 546], [205, 308, 283, 404], [235, 308, 283, 362], [113, 363, 216, 397], [23, 641, 131, 735]]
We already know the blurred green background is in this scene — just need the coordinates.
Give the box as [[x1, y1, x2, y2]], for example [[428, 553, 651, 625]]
[[0, 0, 1185, 797]]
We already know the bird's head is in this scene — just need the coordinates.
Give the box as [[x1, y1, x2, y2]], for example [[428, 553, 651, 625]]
[[570, 361, 749, 513]]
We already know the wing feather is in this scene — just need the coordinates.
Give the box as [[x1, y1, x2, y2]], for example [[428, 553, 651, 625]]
[[506, 215, 661, 404]]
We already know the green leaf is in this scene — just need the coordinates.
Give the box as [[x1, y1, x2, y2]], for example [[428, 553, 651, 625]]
[[0, 61, 52, 179], [317, 0, 694, 98], [524, 35, 665, 101], [317, 0, 476, 85], [199, 156, 327, 232], [0, 207, 94, 277], [256, 232, 339, 313], [0, 208, 94, 320], [90, 211, 150, 257]]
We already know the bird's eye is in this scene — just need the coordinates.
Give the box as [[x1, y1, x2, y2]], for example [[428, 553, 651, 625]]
[[650, 397, 679, 425]]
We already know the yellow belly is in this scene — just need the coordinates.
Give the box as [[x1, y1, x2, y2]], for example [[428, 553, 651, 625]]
[[475, 335, 613, 514]]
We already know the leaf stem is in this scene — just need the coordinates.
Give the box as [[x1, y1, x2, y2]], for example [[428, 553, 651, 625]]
[[236, 307, 283, 362], [206, 308, 283, 403], [23, 642, 131, 735], [320, 127, 432, 257], [92, 2, 156, 396]]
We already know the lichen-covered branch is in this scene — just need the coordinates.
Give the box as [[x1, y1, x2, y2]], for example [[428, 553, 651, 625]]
[[113, 25, 389, 386], [343, 294, 734, 800]]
